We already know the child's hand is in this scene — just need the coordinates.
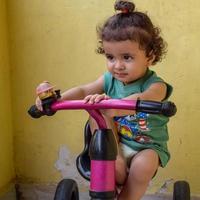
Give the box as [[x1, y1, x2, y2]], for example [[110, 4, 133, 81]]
[[35, 97, 43, 111], [84, 94, 110, 104]]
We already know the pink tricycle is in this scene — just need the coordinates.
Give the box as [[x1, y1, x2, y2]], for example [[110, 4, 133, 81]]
[[28, 85, 190, 200]]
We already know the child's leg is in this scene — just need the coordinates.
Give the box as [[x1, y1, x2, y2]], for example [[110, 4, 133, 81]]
[[118, 149, 159, 200], [115, 153, 127, 185], [89, 115, 119, 142]]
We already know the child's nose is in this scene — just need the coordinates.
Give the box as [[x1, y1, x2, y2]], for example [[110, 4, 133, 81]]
[[115, 60, 125, 70]]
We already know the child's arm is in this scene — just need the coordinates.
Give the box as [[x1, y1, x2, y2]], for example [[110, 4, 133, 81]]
[[124, 82, 167, 101], [35, 76, 104, 111], [101, 82, 167, 117], [60, 76, 104, 100]]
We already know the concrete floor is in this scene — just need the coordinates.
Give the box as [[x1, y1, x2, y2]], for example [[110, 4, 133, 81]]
[[0, 189, 175, 200], [1, 184, 199, 200], [0, 192, 180, 200], [79, 192, 173, 200], [1, 192, 200, 200], [79, 192, 200, 200], [0, 192, 162, 200]]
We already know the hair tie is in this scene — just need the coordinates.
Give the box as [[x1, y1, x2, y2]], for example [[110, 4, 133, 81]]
[[114, 0, 135, 14], [121, 8, 129, 14]]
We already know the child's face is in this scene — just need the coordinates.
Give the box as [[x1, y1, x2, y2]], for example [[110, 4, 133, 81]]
[[103, 40, 152, 85]]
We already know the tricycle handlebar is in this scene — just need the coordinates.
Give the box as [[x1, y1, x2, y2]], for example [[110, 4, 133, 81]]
[[28, 99, 177, 119]]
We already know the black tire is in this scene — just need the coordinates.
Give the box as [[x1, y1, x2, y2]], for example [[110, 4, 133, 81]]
[[173, 181, 190, 200], [54, 179, 79, 200]]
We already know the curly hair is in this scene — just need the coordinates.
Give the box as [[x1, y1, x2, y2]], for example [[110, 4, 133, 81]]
[[96, 0, 167, 65]]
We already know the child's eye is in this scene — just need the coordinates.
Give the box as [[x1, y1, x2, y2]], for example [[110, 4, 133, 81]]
[[123, 54, 133, 61], [105, 54, 115, 61]]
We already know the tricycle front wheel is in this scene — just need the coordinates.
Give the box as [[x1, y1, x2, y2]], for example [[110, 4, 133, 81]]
[[54, 179, 79, 200], [173, 181, 190, 200]]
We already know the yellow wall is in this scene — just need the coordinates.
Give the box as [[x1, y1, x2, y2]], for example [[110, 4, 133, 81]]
[[6, 0, 200, 195], [0, 0, 15, 195]]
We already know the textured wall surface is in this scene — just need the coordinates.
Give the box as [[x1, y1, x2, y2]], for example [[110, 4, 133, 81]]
[[0, 0, 14, 196], [6, 0, 200, 196]]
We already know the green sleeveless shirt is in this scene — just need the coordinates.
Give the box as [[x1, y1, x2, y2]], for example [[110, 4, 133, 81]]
[[103, 69, 173, 167]]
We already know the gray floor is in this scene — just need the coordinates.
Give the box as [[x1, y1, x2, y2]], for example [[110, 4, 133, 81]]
[[1, 184, 199, 200], [79, 192, 173, 200], [79, 192, 200, 200], [0, 192, 178, 200]]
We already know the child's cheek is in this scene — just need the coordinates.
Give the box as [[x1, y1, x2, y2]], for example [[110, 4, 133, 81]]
[[107, 65, 113, 73]]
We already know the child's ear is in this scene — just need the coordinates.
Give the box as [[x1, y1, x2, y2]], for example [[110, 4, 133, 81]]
[[147, 53, 155, 66]]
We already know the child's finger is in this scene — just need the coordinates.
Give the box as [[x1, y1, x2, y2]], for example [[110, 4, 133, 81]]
[[94, 94, 106, 103], [84, 95, 92, 103], [89, 94, 99, 104], [95, 94, 110, 102], [104, 95, 111, 100]]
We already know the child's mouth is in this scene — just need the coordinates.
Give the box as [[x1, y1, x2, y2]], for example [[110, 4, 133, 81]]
[[115, 73, 128, 78]]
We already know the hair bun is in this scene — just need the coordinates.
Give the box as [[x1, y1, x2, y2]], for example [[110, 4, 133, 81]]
[[114, 0, 135, 13]]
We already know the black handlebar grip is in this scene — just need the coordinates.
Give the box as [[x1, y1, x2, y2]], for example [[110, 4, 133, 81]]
[[28, 105, 44, 118], [161, 101, 177, 117], [136, 100, 177, 117]]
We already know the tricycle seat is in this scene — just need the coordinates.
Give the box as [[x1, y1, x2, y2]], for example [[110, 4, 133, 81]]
[[76, 121, 91, 181]]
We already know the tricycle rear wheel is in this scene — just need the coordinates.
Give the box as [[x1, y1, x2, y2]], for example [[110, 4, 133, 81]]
[[54, 179, 79, 200], [173, 181, 190, 200]]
